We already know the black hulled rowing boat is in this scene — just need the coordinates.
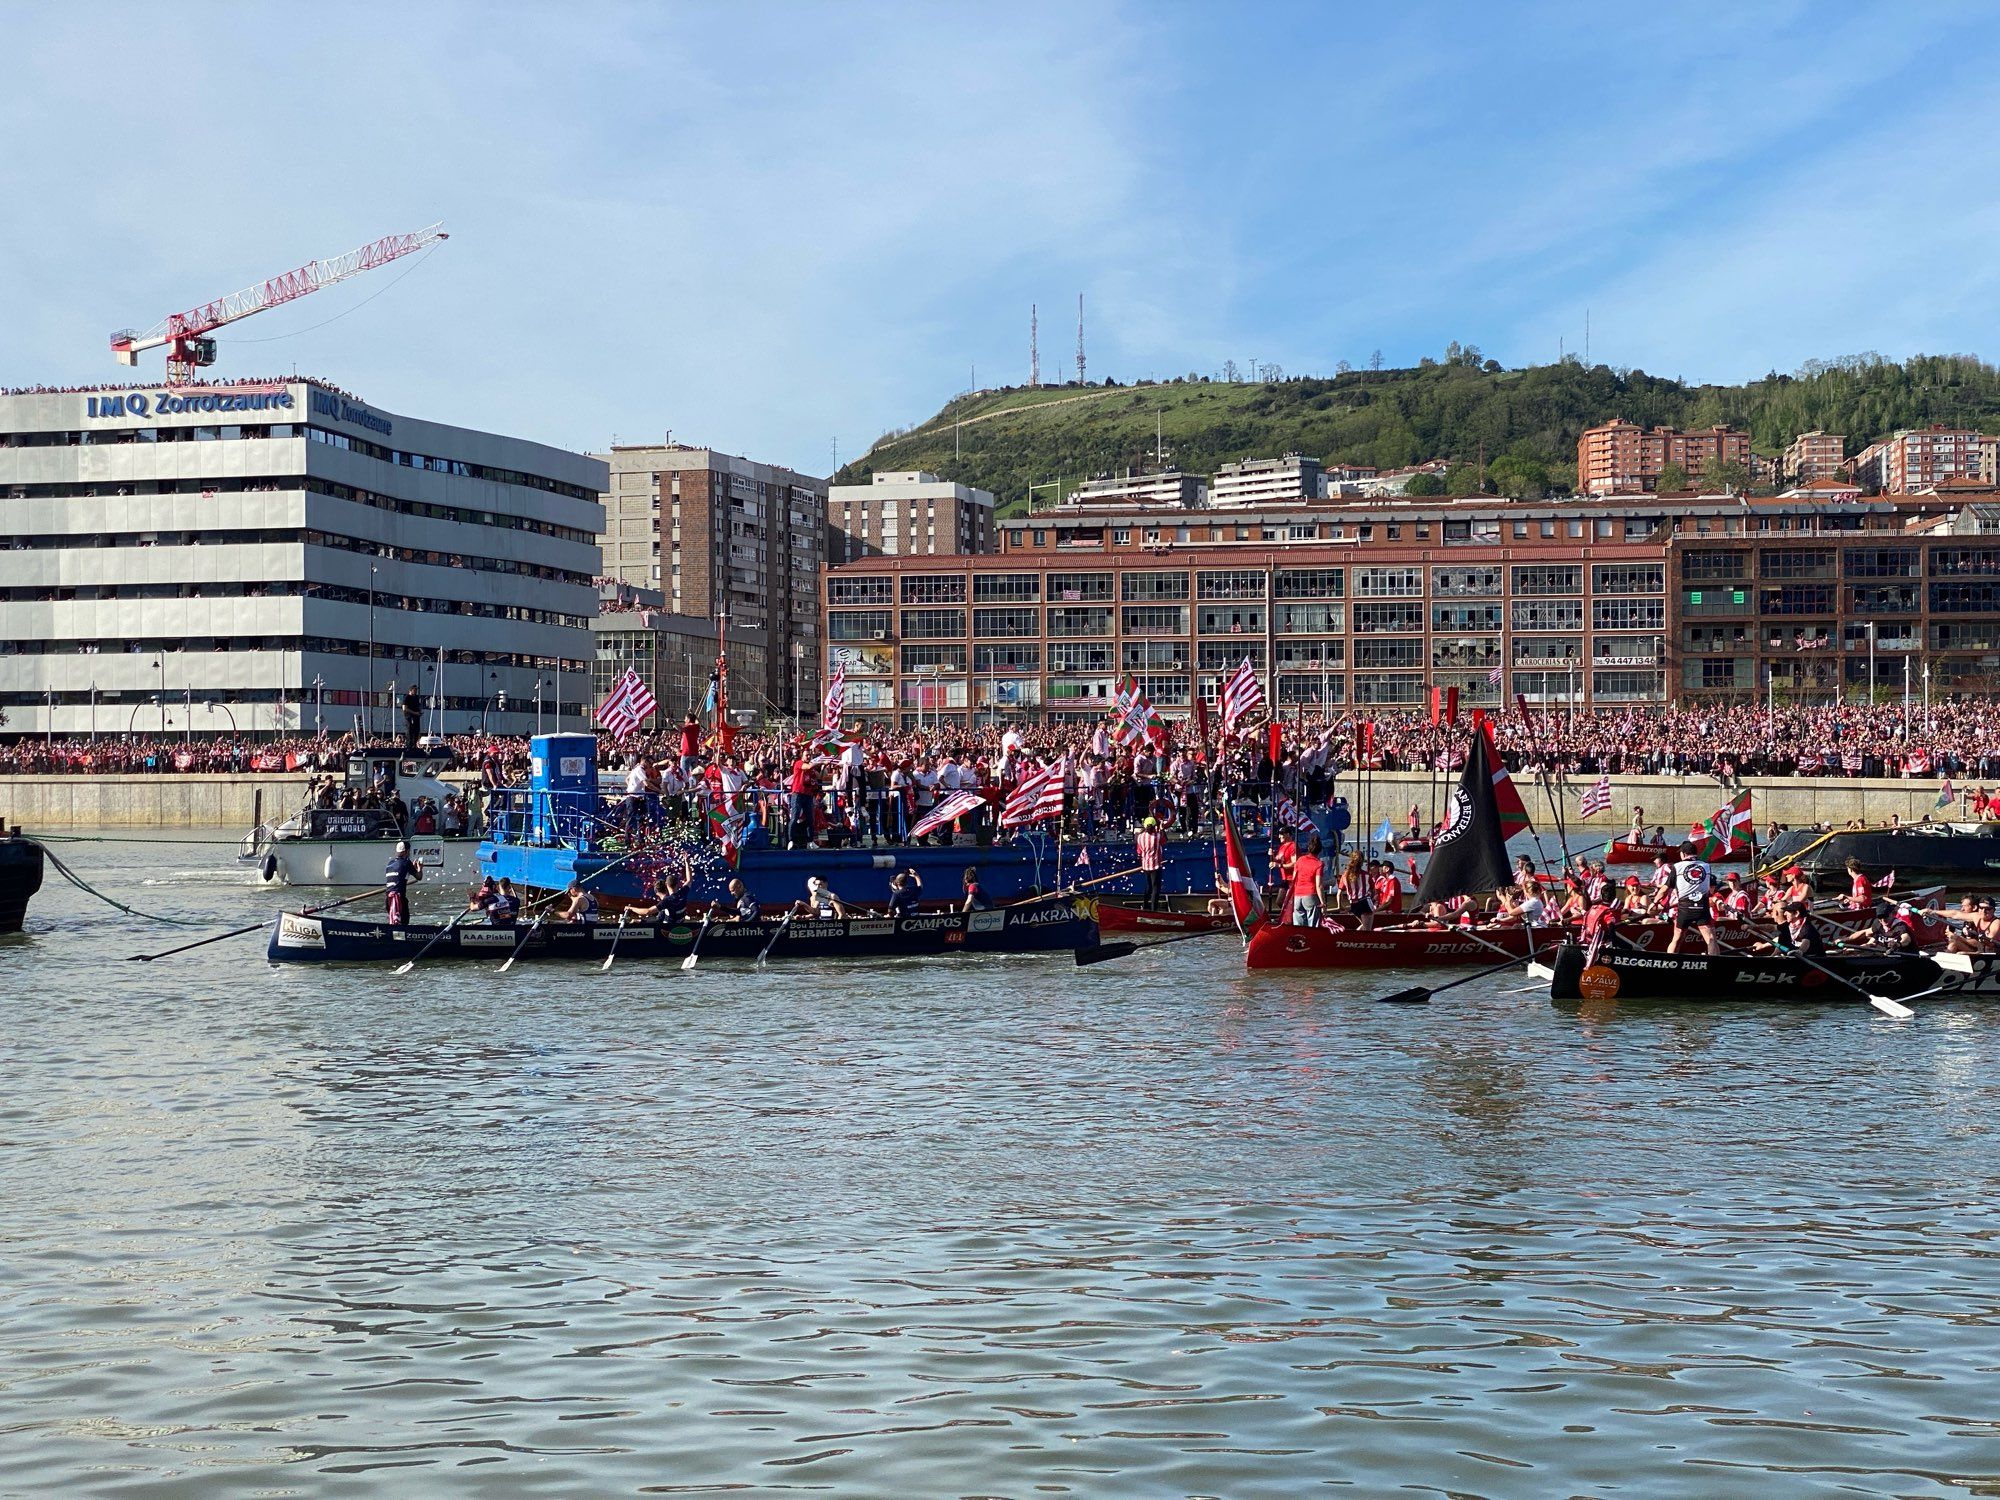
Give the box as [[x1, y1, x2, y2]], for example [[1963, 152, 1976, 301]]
[[268, 897, 1097, 965], [1547, 941, 1999, 1005]]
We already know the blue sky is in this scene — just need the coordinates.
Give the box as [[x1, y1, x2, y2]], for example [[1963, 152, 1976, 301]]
[[4, 1, 1997, 474]]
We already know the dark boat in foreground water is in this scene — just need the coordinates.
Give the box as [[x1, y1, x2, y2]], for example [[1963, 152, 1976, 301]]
[[0, 824, 45, 935], [1546, 942, 1997, 1006], [1759, 821, 2000, 887], [268, 896, 1097, 965]]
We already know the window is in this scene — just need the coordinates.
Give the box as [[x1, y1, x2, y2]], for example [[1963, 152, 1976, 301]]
[[1047, 606, 1114, 637], [1196, 605, 1266, 634], [1432, 602, 1503, 632], [1275, 639, 1344, 667], [972, 607, 1037, 638], [1512, 599, 1584, 631], [1353, 602, 1425, 634], [1592, 634, 1660, 664], [1681, 550, 1748, 581], [1758, 586, 1834, 617], [1197, 569, 1267, 599], [900, 644, 966, 671], [1353, 640, 1424, 669], [1274, 567, 1345, 599], [1432, 566, 1502, 596], [1932, 621, 2000, 650], [900, 608, 965, 639], [1931, 582, 2000, 614], [1847, 584, 1921, 614], [1593, 599, 1665, 630], [828, 610, 891, 640], [1122, 605, 1188, 635], [1591, 670, 1665, 702], [1355, 566, 1422, 597], [1590, 564, 1664, 594], [1432, 636, 1503, 669], [1048, 571, 1112, 601], [1276, 672, 1345, 704], [1511, 565, 1582, 595], [1843, 548, 1920, 578], [1048, 640, 1113, 672], [1759, 549, 1834, 579], [901, 574, 966, 603], [1125, 640, 1189, 672], [1121, 571, 1189, 601], [1275, 602, 1344, 634], [1353, 672, 1426, 704], [974, 643, 1041, 672], [1197, 641, 1266, 671], [827, 576, 894, 606], [972, 573, 1039, 601], [1930, 548, 2000, 576]]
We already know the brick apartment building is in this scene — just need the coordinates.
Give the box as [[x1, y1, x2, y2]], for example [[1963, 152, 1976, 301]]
[[1781, 430, 1846, 485], [597, 443, 825, 718], [822, 489, 2000, 726], [826, 470, 996, 564], [1849, 426, 2000, 493], [1576, 419, 1752, 495]]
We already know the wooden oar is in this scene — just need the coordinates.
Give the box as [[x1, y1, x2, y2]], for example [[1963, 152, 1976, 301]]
[[394, 905, 477, 975], [498, 916, 545, 973], [680, 911, 714, 971], [129, 888, 378, 962], [754, 910, 793, 969], [1076, 924, 1237, 967], [1371, 940, 1564, 1006], [600, 913, 629, 972]]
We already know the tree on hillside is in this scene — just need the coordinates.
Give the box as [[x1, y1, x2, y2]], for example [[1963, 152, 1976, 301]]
[[1370, 350, 1384, 371], [1656, 461, 1690, 493], [1222, 360, 1241, 383], [1701, 455, 1750, 493], [1444, 463, 1484, 495], [1404, 473, 1446, 496]]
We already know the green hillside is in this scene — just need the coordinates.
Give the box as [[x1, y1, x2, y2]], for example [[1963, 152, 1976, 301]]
[[836, 352, 2000, 515]]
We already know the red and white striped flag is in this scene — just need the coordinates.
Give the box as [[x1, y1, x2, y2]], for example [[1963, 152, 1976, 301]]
[[1000, 759, 1067, 828], [1488, 662, 1504, 685], [1578, 774, 1613, 818], [821, 663, 846, 733], [596, 668, 658, 739], [909, 788, 985, 839], [1220, 656, 1265, 733]]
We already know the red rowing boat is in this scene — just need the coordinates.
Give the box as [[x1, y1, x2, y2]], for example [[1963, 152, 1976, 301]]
[[1095, 901, 1235, 936]]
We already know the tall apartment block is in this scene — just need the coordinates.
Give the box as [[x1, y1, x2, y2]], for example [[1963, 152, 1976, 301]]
[[1781, 430, 1846, 485], [1576, 419, 1752, 495], [826, 471, 996, 564], [597, 444, 825, 717], [1849, 427, 1999, 494]]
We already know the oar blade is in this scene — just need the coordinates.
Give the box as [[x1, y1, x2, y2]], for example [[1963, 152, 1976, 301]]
[[1869, 993, 1916, 1019], [1525, 961, 1556, 981], [1075, 942, 1138, 967], [1375, 987, 1432, 1005], [393, 960, 417, 975]]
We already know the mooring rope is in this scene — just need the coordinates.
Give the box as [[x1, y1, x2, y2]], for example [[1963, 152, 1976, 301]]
[[38, 844, 209, 926]]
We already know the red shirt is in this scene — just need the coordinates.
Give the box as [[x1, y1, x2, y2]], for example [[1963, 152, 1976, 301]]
[[1372, 872, 1403, 913], [1136, 829, 1165, 871], [1850, 872, 1874, 909], [1289, 852, 1323, 898], [680, 722, 699, 757]]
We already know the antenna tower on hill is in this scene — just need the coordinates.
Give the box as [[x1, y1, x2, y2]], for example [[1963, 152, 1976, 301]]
[[1030, 304, 1040, 387], [1076, 293, 1085, 383]]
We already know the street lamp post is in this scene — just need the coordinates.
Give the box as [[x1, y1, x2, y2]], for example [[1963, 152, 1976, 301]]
[[534, 678, 544, 736], [312, 674, 325, 739], [45, 685, 54, 752], [204, 701, 239, 737], [89, 682, 97, 744], [152, 656, 166, 736], [791, 640, 805, 738], [367, 563, 378, 739]]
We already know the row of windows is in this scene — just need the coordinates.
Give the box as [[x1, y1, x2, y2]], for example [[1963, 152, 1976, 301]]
[[833, 602, 1681, 638], [1683, 547, 2000, 581], [0, 632, 584, 669]]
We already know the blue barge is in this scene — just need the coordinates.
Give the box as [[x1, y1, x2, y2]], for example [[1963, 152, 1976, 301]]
[[476, 735, 1267, 909]]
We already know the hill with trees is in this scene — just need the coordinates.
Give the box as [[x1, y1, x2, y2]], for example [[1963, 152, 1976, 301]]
[[835, 350, 2000, 513]]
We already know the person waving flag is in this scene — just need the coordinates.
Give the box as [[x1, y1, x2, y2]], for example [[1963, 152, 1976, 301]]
[[597, 668, 658, 740], [1221, 656, 1265, 734], [1578, 774, 1613, 819]]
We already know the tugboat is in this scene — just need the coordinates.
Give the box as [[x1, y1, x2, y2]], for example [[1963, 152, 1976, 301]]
[[0, 819, 45, 935], [478, 734, 1269, 910], [239, 744, 482, 887]]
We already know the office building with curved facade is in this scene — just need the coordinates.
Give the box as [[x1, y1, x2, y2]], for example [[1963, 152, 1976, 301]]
[[0, 379, 604, 740]]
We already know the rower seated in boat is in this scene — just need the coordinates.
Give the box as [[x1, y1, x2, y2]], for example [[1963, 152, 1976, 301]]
[[1751, 900, 1825, 956], [627, 868, 691, 926], [961, 867, 994, 912], [559, 879, 598, 924], [474, 877, 518, 926], [887, 871, 921, 919], [795, 875, 850, 921]]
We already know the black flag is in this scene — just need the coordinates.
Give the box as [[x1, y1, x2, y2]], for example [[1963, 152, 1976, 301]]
[[1413, 729, 1514, 907]]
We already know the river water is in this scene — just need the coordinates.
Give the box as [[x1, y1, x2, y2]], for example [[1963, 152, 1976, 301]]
[[4, 834, 2000, 1497]]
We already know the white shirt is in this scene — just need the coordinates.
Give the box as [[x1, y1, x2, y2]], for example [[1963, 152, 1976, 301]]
[[1672, 859, 1713, 904], [624, 764, 648, 795]]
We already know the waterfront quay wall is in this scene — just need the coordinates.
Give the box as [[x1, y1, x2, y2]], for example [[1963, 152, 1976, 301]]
[[0, 770, 1962, 833]]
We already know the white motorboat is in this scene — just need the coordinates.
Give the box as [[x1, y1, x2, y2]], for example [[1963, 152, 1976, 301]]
[[241, 745, 483, 887]]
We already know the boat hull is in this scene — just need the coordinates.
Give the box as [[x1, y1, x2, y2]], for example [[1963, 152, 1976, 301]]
[[1546, 942, 1958, 1004], [267, 897, 1098, 965], [1760, 824, 2000, 885], [1095, 902, 1235, 936], [0, 835, 44, 935], [245, 835, 483, 888]]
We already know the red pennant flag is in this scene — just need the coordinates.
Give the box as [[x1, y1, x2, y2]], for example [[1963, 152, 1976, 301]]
[[1514, 691, 1532, 721], [1360, 720, 1375, 756], [1193, 686, 1210, 743], [1428, 685, 1442, 727], [1446, 685, 1460, 726], [1221, 798, 1263, 938], [1267, 718, 1283, 768]]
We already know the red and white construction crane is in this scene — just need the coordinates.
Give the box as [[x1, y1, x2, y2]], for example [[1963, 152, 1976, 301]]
[[109, 222, 448, 384]]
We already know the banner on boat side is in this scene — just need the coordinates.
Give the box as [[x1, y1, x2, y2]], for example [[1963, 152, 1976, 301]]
[[276, 914, 325, 949]]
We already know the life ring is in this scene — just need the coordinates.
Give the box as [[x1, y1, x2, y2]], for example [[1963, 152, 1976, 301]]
[[260, 853, 279, 882]]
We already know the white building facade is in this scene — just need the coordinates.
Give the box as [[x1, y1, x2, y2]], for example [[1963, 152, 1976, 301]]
[[826, 470, 996, 562], [0, 380, 605, 740]]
